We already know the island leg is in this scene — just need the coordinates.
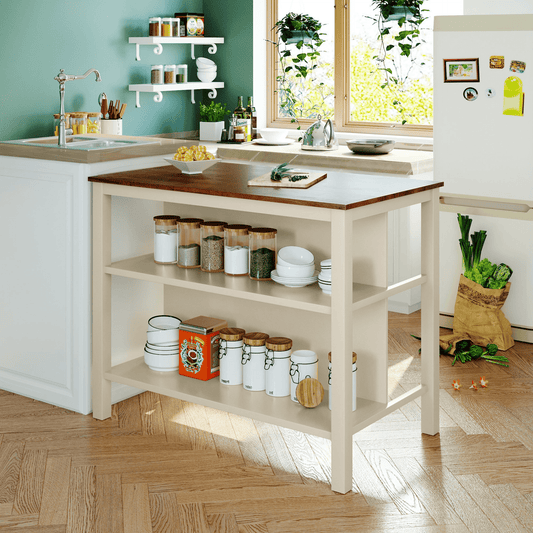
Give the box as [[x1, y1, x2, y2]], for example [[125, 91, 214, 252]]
[[92, 183, 112, 420], [330, 210, 354, 494], [421, 189, 440, 435]]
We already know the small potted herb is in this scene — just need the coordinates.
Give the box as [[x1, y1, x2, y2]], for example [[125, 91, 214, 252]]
[[199, 101, 230, 142]]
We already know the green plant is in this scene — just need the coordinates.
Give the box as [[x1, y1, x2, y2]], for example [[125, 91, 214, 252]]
[[271, 13, 325, 129], [368, 0, 428, 123], [199, 101, 230, 123]]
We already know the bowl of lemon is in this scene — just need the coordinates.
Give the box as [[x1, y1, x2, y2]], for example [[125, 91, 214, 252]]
[[164, 145, 220, 174]]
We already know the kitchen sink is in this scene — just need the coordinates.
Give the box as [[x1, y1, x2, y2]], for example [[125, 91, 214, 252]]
[[3, 136, 157, 151]]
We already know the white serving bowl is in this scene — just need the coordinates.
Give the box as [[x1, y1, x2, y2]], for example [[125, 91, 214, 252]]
[[197, 57, 216, 68], [278, 246, 315, 266], [144, 349, 179, 372], [147, 315, 181, 331], [197, 70, 217, 83], [146, 328, 180, 345], [197, 63, 217, 70], [164, 157, 221, 175], [145, 341, 179, 351], [276, 262, 315, 278], [258, 129, 288, 144]]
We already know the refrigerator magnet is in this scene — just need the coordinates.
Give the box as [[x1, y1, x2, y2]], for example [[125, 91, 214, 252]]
[[510, 60, 526, 73], [463, 87, 478, 101], [503, 76, 524, 116], [490, 56, 504, 69], [486, 88, 494, 98]]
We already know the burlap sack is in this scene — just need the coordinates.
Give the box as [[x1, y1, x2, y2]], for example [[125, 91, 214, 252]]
[[440, 274, 514, 354]]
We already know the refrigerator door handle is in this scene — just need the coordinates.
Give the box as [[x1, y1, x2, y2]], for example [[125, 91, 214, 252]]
[[440, 195, 533, 220]]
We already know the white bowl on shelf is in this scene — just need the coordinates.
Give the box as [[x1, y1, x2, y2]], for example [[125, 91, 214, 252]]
[[259, 129, 288, 144], [144, 349, 179, 372], [197, 70, 217, 83], [146, 328, 179, 345], [147, 315, 181, 331], [145, 341, 179, 352], [196, 57, 216, 68], [276, 262, 315, 278], [278, 246, 315, 266], [320, 259, 332, 270], [318, 269, 331, 281]]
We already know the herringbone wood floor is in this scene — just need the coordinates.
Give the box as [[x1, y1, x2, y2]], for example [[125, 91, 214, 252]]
[[1, 311, 533, 533]]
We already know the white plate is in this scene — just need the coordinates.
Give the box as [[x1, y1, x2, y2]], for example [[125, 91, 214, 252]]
[[254, 139, 296, 146], [272, 278, 317, 288], [271, 270, 319, 283]]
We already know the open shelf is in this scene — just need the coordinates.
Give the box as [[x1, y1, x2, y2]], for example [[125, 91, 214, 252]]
[[129, 82, 224, 106], [106, 356, 389, 440], [106, 254, 426, 315], [129, 36, 225, 61]]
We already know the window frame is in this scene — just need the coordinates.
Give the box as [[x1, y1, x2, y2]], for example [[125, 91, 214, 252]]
[[266, 0, 433, 138]]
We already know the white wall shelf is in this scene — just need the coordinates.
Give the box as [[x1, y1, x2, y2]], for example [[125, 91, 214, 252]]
[[129, 82, 224, 107], [129, 36, 225, 61]]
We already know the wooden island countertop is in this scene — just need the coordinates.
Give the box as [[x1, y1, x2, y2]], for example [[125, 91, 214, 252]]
[[89, 161, 442, 211]]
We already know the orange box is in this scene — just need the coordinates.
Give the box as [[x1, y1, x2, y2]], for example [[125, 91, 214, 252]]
[[179, 315, 227, 380]]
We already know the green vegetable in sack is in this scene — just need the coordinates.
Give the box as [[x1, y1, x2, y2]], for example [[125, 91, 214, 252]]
[[465, 258, 497, 287], [493, 263, 513, 282]]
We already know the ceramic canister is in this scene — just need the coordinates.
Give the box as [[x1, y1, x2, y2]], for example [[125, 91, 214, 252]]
[[219, 327, 246, 385], [242, 332, 269, 391], [264, 337, 292, 397], [328, 352, 357, 411], [290, 349, 318, 403]]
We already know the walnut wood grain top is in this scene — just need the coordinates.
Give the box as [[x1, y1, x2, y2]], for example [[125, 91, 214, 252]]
[[89, 161, 443, 210]]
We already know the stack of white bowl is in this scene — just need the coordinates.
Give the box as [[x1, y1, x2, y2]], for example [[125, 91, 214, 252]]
[[196, 57, 217, 83], [271, 246, 318, 288], [318, 259, 331, 294], [144, 315, 182, 371]]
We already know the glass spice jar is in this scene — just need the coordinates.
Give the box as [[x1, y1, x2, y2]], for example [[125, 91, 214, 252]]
[[224, 224, 250, 276], [149, 17, 161, 36], [172, 18, 180, 37], [86, 112, 101, 134], [200, 221, 226, 273], [233, 125, 246, 143], [161, 17, 172, 36], [249, 227, 277, 280], [164, 64, 175, 84], [70, 112, 88, 135], [153, 215, 179, 264], [178, 218, 203, 268], [151, 65, 163, 84]]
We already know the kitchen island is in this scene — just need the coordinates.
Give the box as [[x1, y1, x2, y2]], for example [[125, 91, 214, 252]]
[[90, 161, 443, 494]]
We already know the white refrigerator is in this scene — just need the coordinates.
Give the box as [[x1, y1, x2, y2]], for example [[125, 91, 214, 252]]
[[434, 14, 533, 342]]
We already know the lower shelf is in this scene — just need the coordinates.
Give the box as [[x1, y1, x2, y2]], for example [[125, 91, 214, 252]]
[[105, 356, 390, 440]]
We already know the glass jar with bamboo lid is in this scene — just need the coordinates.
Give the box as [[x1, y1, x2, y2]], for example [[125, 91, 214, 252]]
[[178, 218, 203, 268], [224, 224, 250, 276], [248, 227, 277, 280]]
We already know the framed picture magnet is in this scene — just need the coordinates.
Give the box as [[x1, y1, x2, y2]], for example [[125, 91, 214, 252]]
[[444, 58, 480, 82], [510, 60, 526, 74], [490, 56, 504, 69], [463, 87, 478, 101]]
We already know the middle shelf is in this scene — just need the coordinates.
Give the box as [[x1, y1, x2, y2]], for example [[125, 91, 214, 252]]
[[106, 254, 426, 314], [129, 82, 224, 106]]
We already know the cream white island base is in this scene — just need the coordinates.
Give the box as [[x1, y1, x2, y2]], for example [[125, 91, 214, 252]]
[[90, 162, 442, 494]]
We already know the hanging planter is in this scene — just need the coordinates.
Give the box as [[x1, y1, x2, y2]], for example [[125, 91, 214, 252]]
[[383, 5, 419, 21], [285, 30, 314, 45]]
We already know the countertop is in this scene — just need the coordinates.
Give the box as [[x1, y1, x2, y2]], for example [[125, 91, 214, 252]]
[[0, 134, 433, 175], [89, 161, 442, 211]]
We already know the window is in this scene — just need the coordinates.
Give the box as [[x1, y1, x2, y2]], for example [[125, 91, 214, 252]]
[[267, 0, 462, 137]]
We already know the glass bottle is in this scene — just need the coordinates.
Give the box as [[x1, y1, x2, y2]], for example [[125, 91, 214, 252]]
[[200, 221, 226, 273], [178, 218, 203, 268], [153, 215, 179, 264], [224, 224, 250, 276], [234, 96, 246, 119], [248, 227, 277, 280], [246, 96, 258, 140]]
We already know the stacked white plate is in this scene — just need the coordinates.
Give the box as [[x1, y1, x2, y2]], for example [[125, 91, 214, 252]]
[[318, 259, 331, 294], [271, 246, 318, 288], [144, 315, 182, 371]]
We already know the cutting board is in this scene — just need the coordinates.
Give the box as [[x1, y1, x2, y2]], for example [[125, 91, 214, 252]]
[[248, 170, 327, 189]]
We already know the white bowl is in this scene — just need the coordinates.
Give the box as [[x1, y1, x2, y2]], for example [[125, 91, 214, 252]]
[[164, 157, 221, 175], [147, 315, 181, 331], [197, 70, 217, 83], [319, 270, 331, 281], [146, 341, 179, 351], [320, 259, 332, 270], [196, 57, 216, 68], [278, 246, 315, 266], [258, 129, 288, 144], [144, 349, 179, 372], [276, 262, 315, 278], [197, 64, 217, 71], [146, 328, 179, 344]]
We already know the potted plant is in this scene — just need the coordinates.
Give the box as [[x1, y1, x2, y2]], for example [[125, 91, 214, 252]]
[[199, 101, 230, 142], [271, 13, 325, 130]]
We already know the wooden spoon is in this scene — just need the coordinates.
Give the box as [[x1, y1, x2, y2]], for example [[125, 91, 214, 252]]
[[114, 100, 120, 119], [108, 100, 114, 119], [119, 103, 127, 118]]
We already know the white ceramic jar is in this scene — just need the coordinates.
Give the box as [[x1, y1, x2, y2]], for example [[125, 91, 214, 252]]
[[242, 332, 269, 391], [264, 337, 292, 397], [219, 327, 246, 385], [328, 351, 357, 411], [290, 349, 318, 403]]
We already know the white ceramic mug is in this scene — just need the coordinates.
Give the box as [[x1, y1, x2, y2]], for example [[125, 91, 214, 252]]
[[101, 119, 123, 135]]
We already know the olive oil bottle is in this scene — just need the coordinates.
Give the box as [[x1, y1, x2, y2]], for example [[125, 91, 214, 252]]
[[246, 96, 257, 140]]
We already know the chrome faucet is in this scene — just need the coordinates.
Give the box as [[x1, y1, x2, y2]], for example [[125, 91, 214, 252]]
[[54, 68, 102, 147]]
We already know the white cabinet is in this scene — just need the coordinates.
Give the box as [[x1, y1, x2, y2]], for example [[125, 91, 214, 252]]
[[91, 162, 441, 493], [128, 37, 225, 107]]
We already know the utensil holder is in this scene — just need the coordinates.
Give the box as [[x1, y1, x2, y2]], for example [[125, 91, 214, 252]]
[[101, 119, 123, 135]]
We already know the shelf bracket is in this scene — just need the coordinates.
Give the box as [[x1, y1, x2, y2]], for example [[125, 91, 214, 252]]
[[154, 91, 163, 104], [208, 44, 218, 55], [134, 42, 163, 61], [190, 90, 196, 105], [154, 43, 163, 56], [135, 43, 141, 61], [135, 91, 141, 108], [191, 44, 196, 60], [208, 89, 218, 100]]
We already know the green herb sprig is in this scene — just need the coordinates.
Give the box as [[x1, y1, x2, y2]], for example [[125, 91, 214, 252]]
[[270, 162, 308, 182]]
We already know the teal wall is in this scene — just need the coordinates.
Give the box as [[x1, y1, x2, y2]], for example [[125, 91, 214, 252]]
[[0, 0, 253, 141]]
